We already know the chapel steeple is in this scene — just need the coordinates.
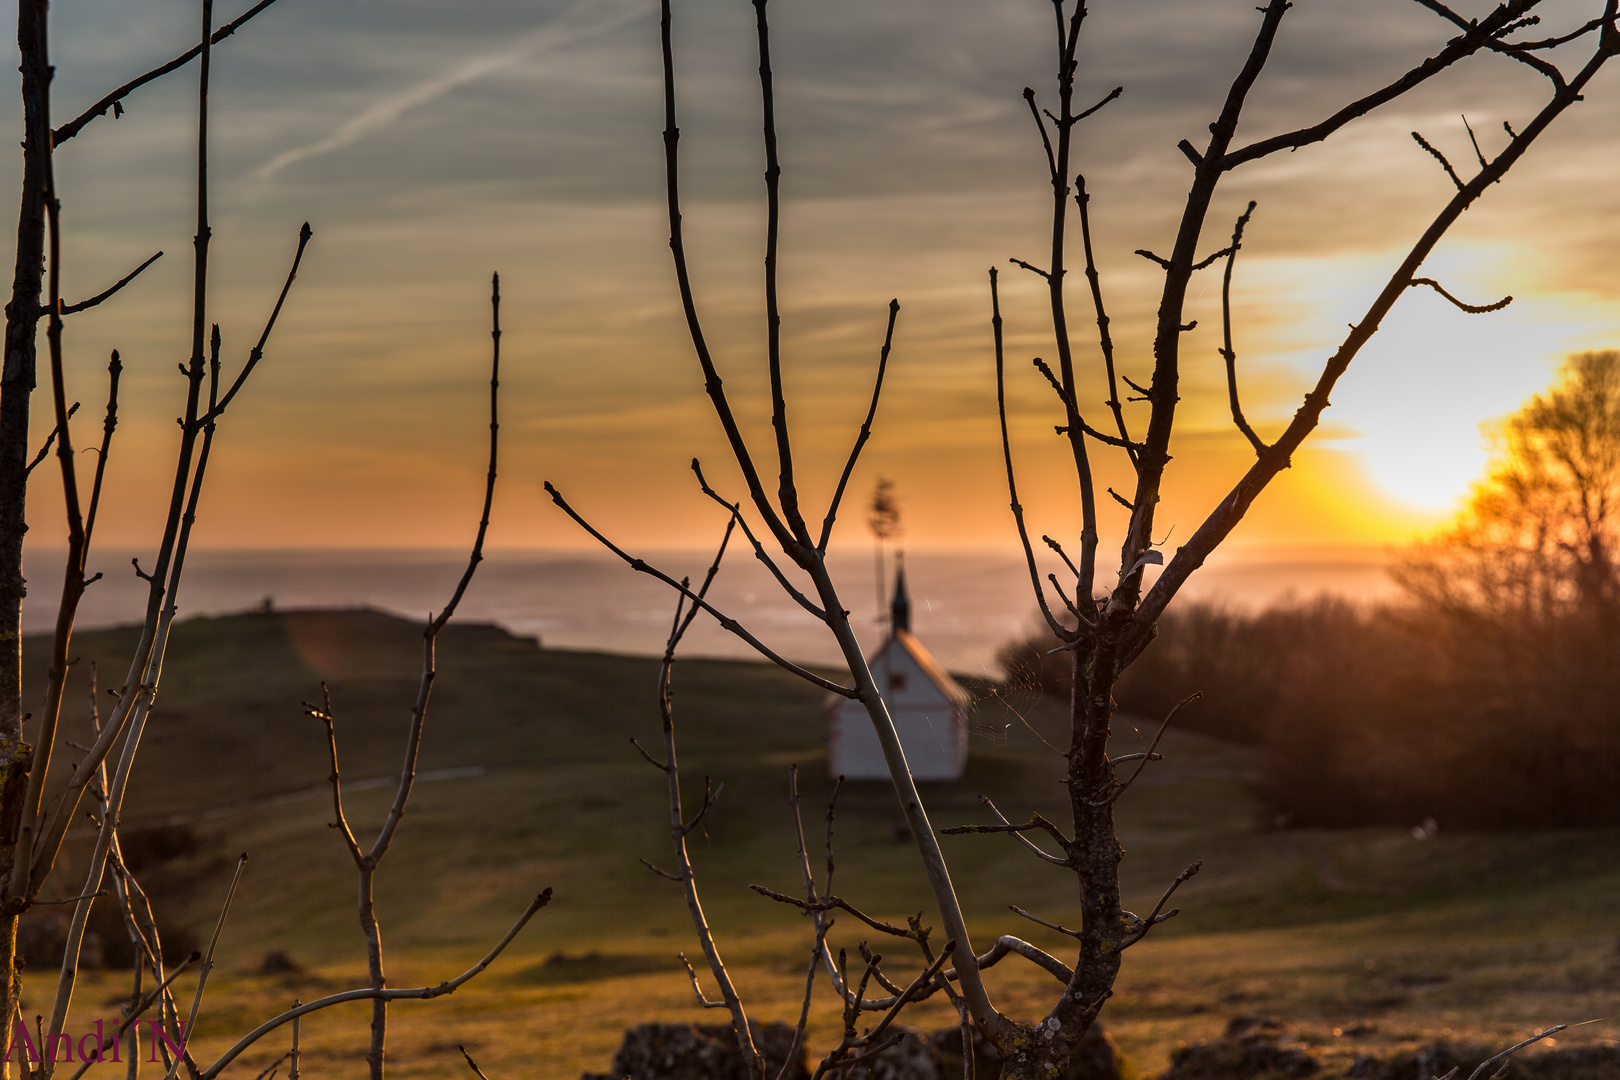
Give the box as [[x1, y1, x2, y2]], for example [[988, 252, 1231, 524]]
[[890, 554, 910, 635]]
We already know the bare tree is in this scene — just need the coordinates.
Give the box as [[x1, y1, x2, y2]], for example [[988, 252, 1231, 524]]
[[0, 5, 546, 1077], [549, 1, 1620, 1078]]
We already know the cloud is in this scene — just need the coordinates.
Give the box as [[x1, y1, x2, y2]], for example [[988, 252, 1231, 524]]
[[245, 0, 642, 191]]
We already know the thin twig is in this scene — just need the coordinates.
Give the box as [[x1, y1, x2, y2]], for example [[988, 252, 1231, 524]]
[[457, 1045, 493, 1080], [53, 0, 287, 145], [692, 459, 825, 619], [1073, 173, 1136, 465], [749, 885, 920, 940], [165, 853, 249, 1080], [941, 796, 1071, 867], [545, 484, 856, 697], [1219, 201, 1267, 454], [83, 352, 122, 549], [1408, 276, 1512, 313], [818, 299, 900, 553], [23, 402, 80, 476], [1221, 2, 1560, 170], [1118, 862, 1201, 950], [199, 891, 552, 1079], [202, 222, 312, 425], [1008, 905, 1081, 938], [1464, 1026, 1567, 1080], [49, 251, 163, 317], [1412, 130, 1466, 189], [991, 268, 1077, 640], [677, 954, 728, 1009], [1107, 692, 1200, 804], [63, 954, 200, 1080], [304, 685, 362, 861], [251, 1053, 290, 1080], [657, 0, 797, 555]]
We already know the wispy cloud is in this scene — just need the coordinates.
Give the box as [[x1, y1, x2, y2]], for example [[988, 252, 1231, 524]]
[[246, 0, 642, 189]]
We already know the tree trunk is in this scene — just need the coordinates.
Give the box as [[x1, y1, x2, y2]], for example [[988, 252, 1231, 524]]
[[0, 2, 52, 1068]]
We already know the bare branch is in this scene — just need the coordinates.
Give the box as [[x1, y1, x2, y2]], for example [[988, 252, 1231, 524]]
[[1118, 862, 1201, 950], [47, 251, 163, 318], [546, 482, 857, 696], [52, 0, 288, 145], [749, 884, 920, 940], [1222, 2, 1561, 169], [1075, 85, 1123, 122], [1412, 130, 1466, 189], [1074, 173, 1136, 465], [198, 890, 552, 1079], [202, 222, 313, 426], [629, 737, 669, 773], [692, 459, 825, 619], [677, 953, 729, 1009], [1009, 256, 1051, 280], [750, 0, 815, 548], [253, 1052, 291, 1080], [1042, 535, 1084, 586], [1219, 201, 1267, 454], [1409, 276, 1513, 313], [457, 1046, 493, 1080], [941, 796, 1072, 867], [165, 853, 250, 1080], [1188, 244, 1236, 273], [680, 776, 724, 836], [818, 299, 899, 553], [23, 401, 80, 476], [1463, 1026, 1567, 1080], [1136, 30, 1618, 637], [1008, 905, 1081, 939], [639, 858, 682, 882], [304, 685, 363, 862], [992, 268, 1078, 641], [1461, 114, 1489, 168], [853, 941, 955, 1051], [976, 935, 1072, 984], [63, 954, 200, 1080], [1022, 88, 1058, 183], [82, 352, 122, 549], [367, 269, 501, 866], [659, 0, 798, 555], [1107, 693, 1200, 804]]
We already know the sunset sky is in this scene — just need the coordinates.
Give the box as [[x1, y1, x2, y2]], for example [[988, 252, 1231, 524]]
[[25, 0, 1620, 564]]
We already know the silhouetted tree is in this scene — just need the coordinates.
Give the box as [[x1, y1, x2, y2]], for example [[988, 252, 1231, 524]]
[[552, 2, 1620, 1078]]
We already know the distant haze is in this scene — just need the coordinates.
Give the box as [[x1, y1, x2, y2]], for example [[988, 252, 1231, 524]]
[[21, 545, 1396, 676]]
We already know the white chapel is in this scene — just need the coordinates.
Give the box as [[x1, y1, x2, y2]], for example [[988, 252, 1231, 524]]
[[827, 562, 971, 781]]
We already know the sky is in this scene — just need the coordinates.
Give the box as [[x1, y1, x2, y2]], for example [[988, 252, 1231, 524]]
[[21, 0, 1620, 566]]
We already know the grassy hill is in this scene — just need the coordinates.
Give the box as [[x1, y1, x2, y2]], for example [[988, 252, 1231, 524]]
[[20, 609, 1620, 1078]]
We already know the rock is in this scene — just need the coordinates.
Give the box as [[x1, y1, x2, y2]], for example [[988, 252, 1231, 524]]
[[1344, 1043, 1620, 1080], [929, 1024, 1002, 1079], [581, 1020, 809, 1080], [583, 1019, 1130, 1080], [260, 949, 303, 975], [840, 1027, 937, 1080], [1158, 1016, 1318, 1080], [972, 1021, 1129, 1080]]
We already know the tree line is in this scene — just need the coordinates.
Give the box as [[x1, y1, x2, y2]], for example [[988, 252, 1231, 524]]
[[1001, 352, 1620, 830]]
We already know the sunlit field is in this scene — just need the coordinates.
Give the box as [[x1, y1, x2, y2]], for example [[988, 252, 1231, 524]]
[[24, 611, 1618, 1078]]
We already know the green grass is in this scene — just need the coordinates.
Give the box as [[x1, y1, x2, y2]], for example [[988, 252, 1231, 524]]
[[21, 609, 1620, 1078]]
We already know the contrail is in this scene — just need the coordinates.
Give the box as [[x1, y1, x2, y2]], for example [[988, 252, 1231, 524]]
[[247, 0, 642, 187]]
